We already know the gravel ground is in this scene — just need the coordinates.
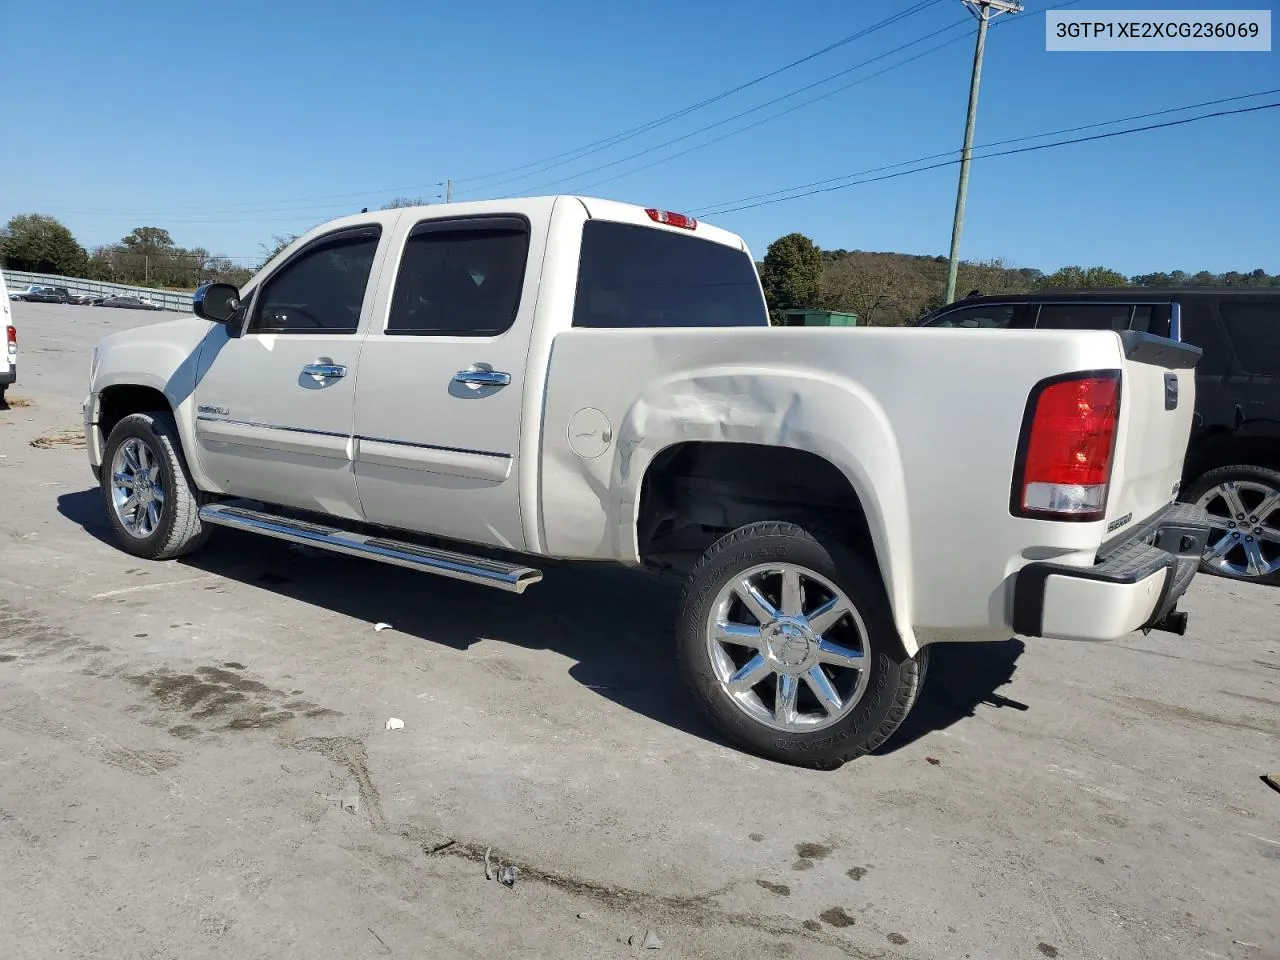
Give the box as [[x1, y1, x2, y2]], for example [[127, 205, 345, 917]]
[[2, 301, 1278, 960]]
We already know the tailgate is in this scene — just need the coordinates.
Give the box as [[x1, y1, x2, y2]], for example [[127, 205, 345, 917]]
[[1105, 332, 1202, 530]]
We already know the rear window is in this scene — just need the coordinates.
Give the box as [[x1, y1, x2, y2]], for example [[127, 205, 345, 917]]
[[572, 221, 767, 328], [1219, 301, 1280, 376]]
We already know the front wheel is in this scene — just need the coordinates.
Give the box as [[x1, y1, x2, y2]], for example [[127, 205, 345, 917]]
[[101, 411, 211, 560], [676, 521, 926, 769]]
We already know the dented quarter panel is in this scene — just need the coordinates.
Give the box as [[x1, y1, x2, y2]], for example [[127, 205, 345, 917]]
[[540, 325, 1145, 651]]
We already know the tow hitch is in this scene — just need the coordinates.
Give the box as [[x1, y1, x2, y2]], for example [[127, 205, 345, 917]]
[[1145, 608, 1189, 636]]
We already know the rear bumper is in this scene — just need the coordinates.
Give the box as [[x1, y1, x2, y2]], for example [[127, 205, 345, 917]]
[[1013, 502, 1210, 641], [0, 363, 14, 386]]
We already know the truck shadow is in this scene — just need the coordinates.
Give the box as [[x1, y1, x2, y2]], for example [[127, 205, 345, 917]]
[[875, 639, 1027, 755], [58, 487, 1028, 760]]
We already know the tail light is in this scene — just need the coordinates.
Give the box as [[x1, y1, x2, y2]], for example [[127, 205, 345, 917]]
[[6, 325, 14, 355], [645, 208, 697, 230], [1011, 371, 1121, 522]]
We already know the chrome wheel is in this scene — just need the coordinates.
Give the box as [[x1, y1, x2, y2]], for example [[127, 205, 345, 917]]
[[705, 562, 870, 733], [1196, 480, 1280, 579], [110, 436, 166, 539]]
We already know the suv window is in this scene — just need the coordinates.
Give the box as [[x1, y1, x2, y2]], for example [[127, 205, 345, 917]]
[[1178, 302, 1233, 376], [250, 228, 381, 334], [1218, 301, 1280, 376], [572, 221, 767, 328], [1034, 303, 1135, 332], [924, 304, 1017, 328], [387, 217, 530, 336]]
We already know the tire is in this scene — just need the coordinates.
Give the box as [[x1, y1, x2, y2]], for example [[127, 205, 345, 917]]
[[1184, 464, 1280, 585], [676, 520, 927, 769], [100, 410, 211, 560]]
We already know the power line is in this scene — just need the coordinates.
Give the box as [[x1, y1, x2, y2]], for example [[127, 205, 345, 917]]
[[691, 101, 1280, 217], [484, 19, 974, 198], [451, 0, 945, 190], [690, 87, 1280, 215], [33, 3, 942, 219], [506, 0, 1084, 197]]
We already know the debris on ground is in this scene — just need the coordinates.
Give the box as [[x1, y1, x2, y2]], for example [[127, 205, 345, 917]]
[[367, 927, 392, 955], [385, 717, 404, 731], [627, 930, 663, 949], [374, 622, 393, 632], [926, 757, 942, 766], [481, 847, 518, 888], [341, 795, 359, 815], [1262, 772, 1280, 794], [29, 429, 86, 449]]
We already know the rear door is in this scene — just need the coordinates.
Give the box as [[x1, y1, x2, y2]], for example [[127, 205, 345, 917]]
[[351, 202, 553, 550]]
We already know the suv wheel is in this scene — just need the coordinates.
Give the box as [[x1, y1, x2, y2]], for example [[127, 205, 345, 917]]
[[676, 521, 927, 769], [1186, 464, 1280, 585], [101, 411, 211, 560]]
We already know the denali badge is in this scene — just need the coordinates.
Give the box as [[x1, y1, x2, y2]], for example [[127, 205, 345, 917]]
[[197, 404, 230, 416], [1106, 512, 1133, 533]]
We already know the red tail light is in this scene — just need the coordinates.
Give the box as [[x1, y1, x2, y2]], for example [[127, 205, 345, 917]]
[[5, 325, 14, 351], [1011, 372, 1120, 521], [645, 208, 697, 230]]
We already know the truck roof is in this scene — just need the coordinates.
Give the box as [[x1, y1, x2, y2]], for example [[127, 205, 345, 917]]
[[299, 195, 749, 253]]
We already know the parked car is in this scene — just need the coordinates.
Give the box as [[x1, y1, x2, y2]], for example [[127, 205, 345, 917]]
[[82, 197, 1209, 767], [0, 270, 16, 403], [20, 285, 72, 303], [916, 288, 1280, 585], [70, 292, 106, 305], [97, 295, 163, 311]]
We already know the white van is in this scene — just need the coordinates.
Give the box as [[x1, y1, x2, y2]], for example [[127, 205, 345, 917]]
[[1, 267, 16, 403]]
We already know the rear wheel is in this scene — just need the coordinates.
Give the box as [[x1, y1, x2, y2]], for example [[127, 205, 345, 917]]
[[676, 521, 926, 769], [101, 411, 211, 560], [1186, 464, 1280, 585]]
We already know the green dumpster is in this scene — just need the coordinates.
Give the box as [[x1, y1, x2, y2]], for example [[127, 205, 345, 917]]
[[780, 309, 858, 327]]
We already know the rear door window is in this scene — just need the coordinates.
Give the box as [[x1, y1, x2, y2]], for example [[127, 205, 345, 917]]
[[1177, 302, 1234, 376], [923, 304, 1018, 328], [1034, 303, 1136, 332], [1218, 301, 1280, 376], [387, 217, 530, 337], [572, 221, 767, 328]]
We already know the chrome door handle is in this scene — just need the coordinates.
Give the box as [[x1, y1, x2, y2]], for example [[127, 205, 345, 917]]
[[454, 368, 511, 388], [302, 362, 347, 380]]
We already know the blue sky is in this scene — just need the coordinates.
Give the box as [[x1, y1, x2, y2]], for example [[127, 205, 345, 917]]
[[1, 0, 1276, 276]]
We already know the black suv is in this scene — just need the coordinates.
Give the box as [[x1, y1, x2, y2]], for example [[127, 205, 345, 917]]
[[917, 289, 1280, 586]]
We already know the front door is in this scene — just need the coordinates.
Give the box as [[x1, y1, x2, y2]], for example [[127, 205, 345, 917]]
[[352, 210, 547, 550], [193, 224, 387, 521]]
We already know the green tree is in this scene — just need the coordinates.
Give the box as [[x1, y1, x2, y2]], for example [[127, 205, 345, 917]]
[[259, 233, 299, 267], [380, 197, 431, 209], [0, 213, 89, 275], [1039, 265, 1127, 289], [760, 233, 823, 324]]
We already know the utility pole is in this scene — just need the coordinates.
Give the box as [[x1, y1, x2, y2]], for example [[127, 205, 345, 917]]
[[943, 0, 1021, 305], [446, 179, 453, 203]]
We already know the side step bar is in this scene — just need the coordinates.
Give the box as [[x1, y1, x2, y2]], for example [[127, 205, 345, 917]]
[[198, 503, 543, 594]]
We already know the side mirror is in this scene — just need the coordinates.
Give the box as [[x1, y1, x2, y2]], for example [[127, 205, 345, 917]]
[[193, 283, 241, 324]]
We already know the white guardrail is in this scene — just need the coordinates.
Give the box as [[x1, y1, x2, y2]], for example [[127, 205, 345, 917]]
[[4, 269, 194, 313]]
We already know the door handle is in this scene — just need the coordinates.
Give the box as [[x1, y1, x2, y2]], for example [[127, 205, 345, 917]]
[[302, 362, 347, 381], [454, 368, 511, 389]]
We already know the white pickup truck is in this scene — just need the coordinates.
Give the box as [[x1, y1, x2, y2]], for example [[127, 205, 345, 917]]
[[84, 196, 1210, 767]]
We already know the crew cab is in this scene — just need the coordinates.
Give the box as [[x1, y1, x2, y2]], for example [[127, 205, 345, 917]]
[[83, 197, 1210, 767]]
